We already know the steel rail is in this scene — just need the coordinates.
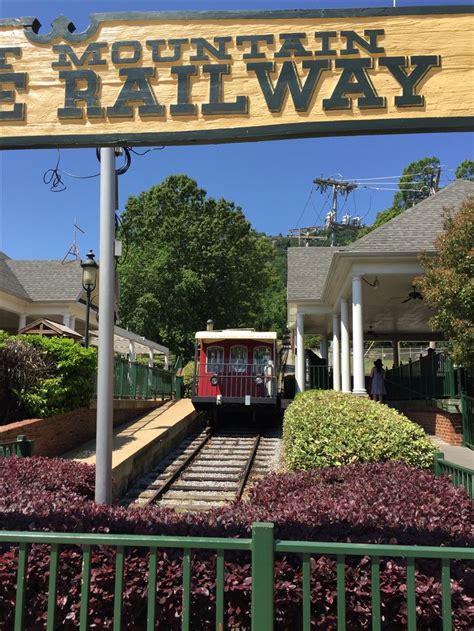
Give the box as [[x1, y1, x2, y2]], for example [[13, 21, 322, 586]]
[[235, 434, 261, 501], [138, 428, 212, 506]]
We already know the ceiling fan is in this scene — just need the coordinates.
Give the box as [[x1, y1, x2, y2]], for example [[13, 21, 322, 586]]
[[401, 285, 423, 304]]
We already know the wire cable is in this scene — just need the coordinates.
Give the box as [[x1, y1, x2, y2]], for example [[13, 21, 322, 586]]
[[294, 185, 314, 229], [44, 146, 165, 192]]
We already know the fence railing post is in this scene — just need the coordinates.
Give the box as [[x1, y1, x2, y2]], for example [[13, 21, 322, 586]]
[[434, 452, 445, 477], [251, 522, 274, 631]]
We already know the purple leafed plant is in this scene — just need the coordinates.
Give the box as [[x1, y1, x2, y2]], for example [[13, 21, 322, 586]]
[[0, 458, 472, 629]]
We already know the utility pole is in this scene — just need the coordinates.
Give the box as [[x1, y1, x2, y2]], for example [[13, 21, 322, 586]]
[[313, 177, 358, 247], [95, 147, 116, 505], [429, 167, 441, 195]]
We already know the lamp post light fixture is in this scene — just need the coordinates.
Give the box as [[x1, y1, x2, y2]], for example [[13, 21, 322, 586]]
[[81, 249, 98, 347]]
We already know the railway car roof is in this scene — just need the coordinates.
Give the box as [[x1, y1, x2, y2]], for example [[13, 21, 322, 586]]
[[195, 330, 277, 342]]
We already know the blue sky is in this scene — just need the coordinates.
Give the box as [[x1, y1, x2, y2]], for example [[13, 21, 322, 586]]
[[1, 0, 472, 260]]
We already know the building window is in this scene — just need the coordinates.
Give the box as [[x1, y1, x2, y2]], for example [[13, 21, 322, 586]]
[[206, 346, 224, 373], [230, 346, 248, 373]]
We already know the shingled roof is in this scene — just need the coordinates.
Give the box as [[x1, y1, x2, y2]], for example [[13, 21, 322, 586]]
[[287, 247, 341, 301], [0, 255, 30, 300], [1, 258, 83, 302], [347, 179, 474, 253]]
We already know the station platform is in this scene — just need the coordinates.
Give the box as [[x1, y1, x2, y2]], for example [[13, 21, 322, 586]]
[[64, 399, 202, 499]]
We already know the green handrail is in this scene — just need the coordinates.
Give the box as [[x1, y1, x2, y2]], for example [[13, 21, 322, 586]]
[[385, 353, 461, 400], [94, 358, 176, 400], [1, 524, 472, 630], [434, 451, 474, 498]]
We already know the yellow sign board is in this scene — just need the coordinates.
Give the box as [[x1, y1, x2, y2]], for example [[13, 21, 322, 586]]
[[1, 7, 473, 148]]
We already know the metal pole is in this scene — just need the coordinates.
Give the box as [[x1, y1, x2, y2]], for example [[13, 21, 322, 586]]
[[331, 184, 337, 247], [95, 147, 116, 504], [85, 287, 91, 348]]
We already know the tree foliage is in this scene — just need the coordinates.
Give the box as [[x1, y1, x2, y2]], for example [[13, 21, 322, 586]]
[[418, 197, 474, 369], [357, 157, 440, 239], [398, 156, 440, 208], [118, 175, 286, 356], [456, 159, 474, 182]]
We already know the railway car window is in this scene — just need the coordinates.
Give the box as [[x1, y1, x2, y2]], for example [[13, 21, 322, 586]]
[[253, 346, 272, 373], [230, 346, 248, 373], [206, 346, 224, 373]]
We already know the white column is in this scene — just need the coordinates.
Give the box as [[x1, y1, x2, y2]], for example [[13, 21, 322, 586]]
[[320, 335, 328, 361], [18, 313, 27, 331], [148, 349, 154, 368], [63, 313, 71, 328], [340, 298, 351, 393], [164, 353, 169, 371], [129, 340, 135, 362], [352, 275, 367, 395], [332, 313, 341, 391], [69, 315, 76, 331], [429, 341, 436, 350], [296, 312, 305, 393]]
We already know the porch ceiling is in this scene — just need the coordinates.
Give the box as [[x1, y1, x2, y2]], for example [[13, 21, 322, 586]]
[[290, 273, 439, 339], [363, 274, 434, 335]]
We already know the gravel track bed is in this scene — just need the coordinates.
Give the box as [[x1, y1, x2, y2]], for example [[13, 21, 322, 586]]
[[122, 420, 282, 511]]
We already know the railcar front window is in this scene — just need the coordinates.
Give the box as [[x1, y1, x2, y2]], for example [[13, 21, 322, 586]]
[[253, 346, 272, 373], [230, 346, 248, 373], [206, 346, 224, 374]]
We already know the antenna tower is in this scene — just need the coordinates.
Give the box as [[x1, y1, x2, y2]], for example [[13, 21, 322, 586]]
[[62, 218, 85, 263]]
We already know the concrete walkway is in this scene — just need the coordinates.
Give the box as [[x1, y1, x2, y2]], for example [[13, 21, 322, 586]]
[[64, 399, 200, 498], [430, 437, 474, 469]]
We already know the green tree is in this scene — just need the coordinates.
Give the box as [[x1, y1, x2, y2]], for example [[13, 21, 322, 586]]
[[417, 197, 474, 369], [398, 156, 440, 208], [118, 175, 285, 356], [358, 157, 440, 238], [456, 159, 474, 181]]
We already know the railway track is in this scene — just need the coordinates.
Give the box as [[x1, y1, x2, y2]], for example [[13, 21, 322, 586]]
[[122, 421, 281, 512]]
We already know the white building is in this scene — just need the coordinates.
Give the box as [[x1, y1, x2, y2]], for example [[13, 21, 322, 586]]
[[287, 179, 474, 394]]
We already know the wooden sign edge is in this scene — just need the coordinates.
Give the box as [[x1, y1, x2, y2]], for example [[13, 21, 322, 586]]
[[1, 117, 473, 151]]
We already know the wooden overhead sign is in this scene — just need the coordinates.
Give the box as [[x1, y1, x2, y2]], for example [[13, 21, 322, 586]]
[[0, 7, 473, 148]]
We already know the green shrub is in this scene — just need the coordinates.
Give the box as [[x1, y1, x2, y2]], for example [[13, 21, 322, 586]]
[[0, 333, 97, 421], [181, 361, 195, 397], [283, 390, 437, 470], [23, 336, 97, 416]]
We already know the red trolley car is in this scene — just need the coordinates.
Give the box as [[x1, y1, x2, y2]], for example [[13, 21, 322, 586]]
[[191, 327, 278, 415]]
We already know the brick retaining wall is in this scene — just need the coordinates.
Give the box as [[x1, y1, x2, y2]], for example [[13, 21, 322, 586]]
[[398, 408, 463, 446], [0, 400, 167, 457]]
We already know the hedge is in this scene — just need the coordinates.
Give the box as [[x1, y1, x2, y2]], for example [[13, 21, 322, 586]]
[[0, 333, 96, 421], [283, 390, 437, 470], [0, 457, 472, 629]]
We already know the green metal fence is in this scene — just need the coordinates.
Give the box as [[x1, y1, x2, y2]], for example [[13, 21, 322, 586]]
[[385, 353, 459, 401], [1, 523, 472, 630], [434, 452, 474, 498], [460, 393, 474, 450], [111, 358, 175, 400], [308, 365, 333, 390], [0, 435, 34, 458]]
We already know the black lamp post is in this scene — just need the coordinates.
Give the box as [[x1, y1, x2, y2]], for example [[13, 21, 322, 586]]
[[81, 250, 98, 348]]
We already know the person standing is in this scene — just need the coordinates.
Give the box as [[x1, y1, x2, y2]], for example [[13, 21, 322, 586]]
[[370, 359, 386, 402]]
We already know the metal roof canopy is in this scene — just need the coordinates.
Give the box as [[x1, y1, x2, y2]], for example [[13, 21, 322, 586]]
[[90, 326, 169, 357], [196, 330, 277, 343]]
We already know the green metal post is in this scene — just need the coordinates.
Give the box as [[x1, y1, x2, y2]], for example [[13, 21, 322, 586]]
[[251, 522, 274, 631], [175, 376, 184, 400], [434, 452, 445, 477]]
